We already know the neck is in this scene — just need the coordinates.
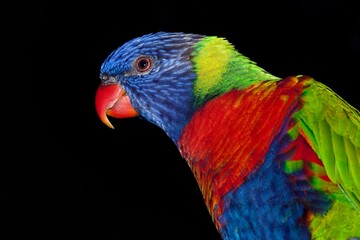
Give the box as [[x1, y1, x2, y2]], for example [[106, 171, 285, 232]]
[[191, 36, 280, 107], [156, 36, 280, 143]]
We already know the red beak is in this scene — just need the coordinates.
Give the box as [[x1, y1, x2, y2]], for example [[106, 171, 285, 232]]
[[95, 83, 139, 129]]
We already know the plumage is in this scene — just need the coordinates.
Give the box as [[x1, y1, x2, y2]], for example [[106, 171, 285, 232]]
[[95, 32, 360, 239]]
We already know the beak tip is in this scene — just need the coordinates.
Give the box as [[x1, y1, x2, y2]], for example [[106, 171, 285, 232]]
[[98, 112, 115, 129], [103, 117, 115, 129], [105, 123, 115, 129]]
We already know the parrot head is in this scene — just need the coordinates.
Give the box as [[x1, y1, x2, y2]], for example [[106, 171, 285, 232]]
[[95, 32, 205, 142], [95, 32, 276, 142]]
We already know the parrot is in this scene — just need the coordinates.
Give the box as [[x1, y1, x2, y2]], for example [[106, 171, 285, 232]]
[[95, 32, 360, 240]]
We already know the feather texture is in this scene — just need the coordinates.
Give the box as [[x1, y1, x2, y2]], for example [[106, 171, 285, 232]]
[[295, 80, 360, 207], [96, 32, 360, 239]]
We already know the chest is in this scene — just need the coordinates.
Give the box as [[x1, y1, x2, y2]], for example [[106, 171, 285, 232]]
[[177, 83, 309, 238]]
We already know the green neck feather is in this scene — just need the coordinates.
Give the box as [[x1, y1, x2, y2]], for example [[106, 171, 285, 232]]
[[191, 36, 280, 106]]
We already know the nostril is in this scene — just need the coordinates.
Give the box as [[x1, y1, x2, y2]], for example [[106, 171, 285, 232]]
[[100, 74, 117, 85], [100, 74, 108, 80]]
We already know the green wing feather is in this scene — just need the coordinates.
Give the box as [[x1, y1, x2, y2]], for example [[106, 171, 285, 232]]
[[292, 77, 360, 238], [295, 78, 360, 209]]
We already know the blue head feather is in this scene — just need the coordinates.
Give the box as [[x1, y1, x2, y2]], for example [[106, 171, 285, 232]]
[[100, 32, 205, 142]]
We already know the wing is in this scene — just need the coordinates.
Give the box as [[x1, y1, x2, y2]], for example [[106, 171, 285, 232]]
[[295, 79, 360, 209]]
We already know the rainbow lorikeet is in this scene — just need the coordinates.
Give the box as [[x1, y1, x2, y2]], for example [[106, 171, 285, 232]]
[[95, 32, 360, 240]]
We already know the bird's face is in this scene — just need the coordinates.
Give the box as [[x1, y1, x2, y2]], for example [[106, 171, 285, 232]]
[[95, 32, 205, 141]]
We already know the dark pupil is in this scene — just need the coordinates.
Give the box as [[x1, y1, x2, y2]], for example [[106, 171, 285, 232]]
[[138, 59, 148, 70]]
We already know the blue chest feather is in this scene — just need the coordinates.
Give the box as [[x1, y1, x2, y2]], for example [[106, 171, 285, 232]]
[[218, 135, 310, 240], [213, 100, 337, 240]]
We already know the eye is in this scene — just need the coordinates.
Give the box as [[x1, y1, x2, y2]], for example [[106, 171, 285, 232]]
[[135, 57, 151, 72]]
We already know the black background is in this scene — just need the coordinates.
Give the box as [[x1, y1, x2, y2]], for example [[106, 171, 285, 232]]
[[11, 0, 360, 239]]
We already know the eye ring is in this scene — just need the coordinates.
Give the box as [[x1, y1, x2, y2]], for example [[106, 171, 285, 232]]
[[135, 57, 152, 72]]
